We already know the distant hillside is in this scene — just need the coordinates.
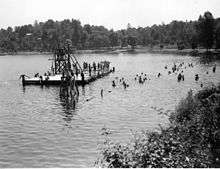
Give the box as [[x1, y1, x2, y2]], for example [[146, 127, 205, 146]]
[[0, 12, 220, 53]]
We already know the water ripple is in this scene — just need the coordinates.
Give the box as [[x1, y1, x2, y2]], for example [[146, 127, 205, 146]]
[[0, 53, 219, 167]]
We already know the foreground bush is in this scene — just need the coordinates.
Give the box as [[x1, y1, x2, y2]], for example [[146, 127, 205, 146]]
[[96, 84, 220, 167]]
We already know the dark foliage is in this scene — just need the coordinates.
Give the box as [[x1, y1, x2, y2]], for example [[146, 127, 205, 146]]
[[127, 36, 137, 49], [196, 12, 215, 50], [96, 84, 220, 167], [215, 20, 220, 49], [0, 12, 220, 53]]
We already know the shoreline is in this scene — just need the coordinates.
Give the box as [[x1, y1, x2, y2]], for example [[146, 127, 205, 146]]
[[1, 47, 220, 56]]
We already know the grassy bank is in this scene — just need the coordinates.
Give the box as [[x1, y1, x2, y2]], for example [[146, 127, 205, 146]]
[[148, 48, 220, 56], [0, 51, 52, 56], [76, 47, 220, 56], [96, 84, 220, 168]]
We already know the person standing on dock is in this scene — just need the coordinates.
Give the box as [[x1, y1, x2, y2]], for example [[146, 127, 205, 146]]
[[81, 72, 85, 83], [39, 76, 43, 85], [89, 64, 91, 76], [20, 74, 26, 86], [34, 73, 39, 77], [93, 62, 96, 72], [83, 62, 87, 70]]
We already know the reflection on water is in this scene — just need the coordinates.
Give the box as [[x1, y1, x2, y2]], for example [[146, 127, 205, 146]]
[[22, 86, 26, 94], [59, 88, 79, 127], [0, 53, 220, 167]]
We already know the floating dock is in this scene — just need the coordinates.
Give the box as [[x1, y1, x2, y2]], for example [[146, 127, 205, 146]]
[[21, 45, 115, 86], [22, 69, 114, 86]]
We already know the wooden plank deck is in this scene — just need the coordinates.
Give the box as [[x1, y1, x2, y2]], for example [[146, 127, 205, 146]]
[[23, 69, 114, 86]]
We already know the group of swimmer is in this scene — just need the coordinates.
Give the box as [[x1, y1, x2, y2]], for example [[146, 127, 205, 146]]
[[111, 62, 216, 90], [161, 62, 217, 85], [166, 62, 188, 82], [99, 62, 217, 99], [111, 72, 153, 89], [135, 73, 150, 84], [110, 72, 151, 90], [112, 77, 129, 89]]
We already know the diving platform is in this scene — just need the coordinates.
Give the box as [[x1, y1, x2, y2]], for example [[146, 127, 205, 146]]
[[21, 44, 115, 87], [22, 69, 114, 86]]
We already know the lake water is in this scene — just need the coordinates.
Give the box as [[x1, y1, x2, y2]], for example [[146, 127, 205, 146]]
[[0, 52, 219, 167]]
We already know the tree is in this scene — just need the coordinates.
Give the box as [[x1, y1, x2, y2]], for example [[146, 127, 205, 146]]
[[127, 36, 137, 49], [0, 12, 219, 52], [83, 24, 92, 34], [80, 31, 88, 49], [191, 34, 198, 49], [109, 30, 119, 47], [88, 34, 110, 48], [71, 19, 82, 47], [196, 11, 215, 51], [127, 23, 131, 29], [215, 22, 220, 49]]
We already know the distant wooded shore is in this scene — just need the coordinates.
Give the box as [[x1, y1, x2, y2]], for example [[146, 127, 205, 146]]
[[1, 46, 220, 57], [0, 11, 220, 56]]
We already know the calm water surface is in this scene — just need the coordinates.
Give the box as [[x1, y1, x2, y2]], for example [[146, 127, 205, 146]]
[[0, 53, 219, 167]]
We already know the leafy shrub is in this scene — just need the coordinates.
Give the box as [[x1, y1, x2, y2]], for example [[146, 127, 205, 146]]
[[96, 84, 220, 167]]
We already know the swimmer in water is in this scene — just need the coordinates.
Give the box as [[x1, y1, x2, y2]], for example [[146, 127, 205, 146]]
[[101, 89, 103, 98]]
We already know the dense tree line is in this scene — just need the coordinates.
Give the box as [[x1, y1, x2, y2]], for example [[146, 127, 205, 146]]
[[0, 11, 220, 53]]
